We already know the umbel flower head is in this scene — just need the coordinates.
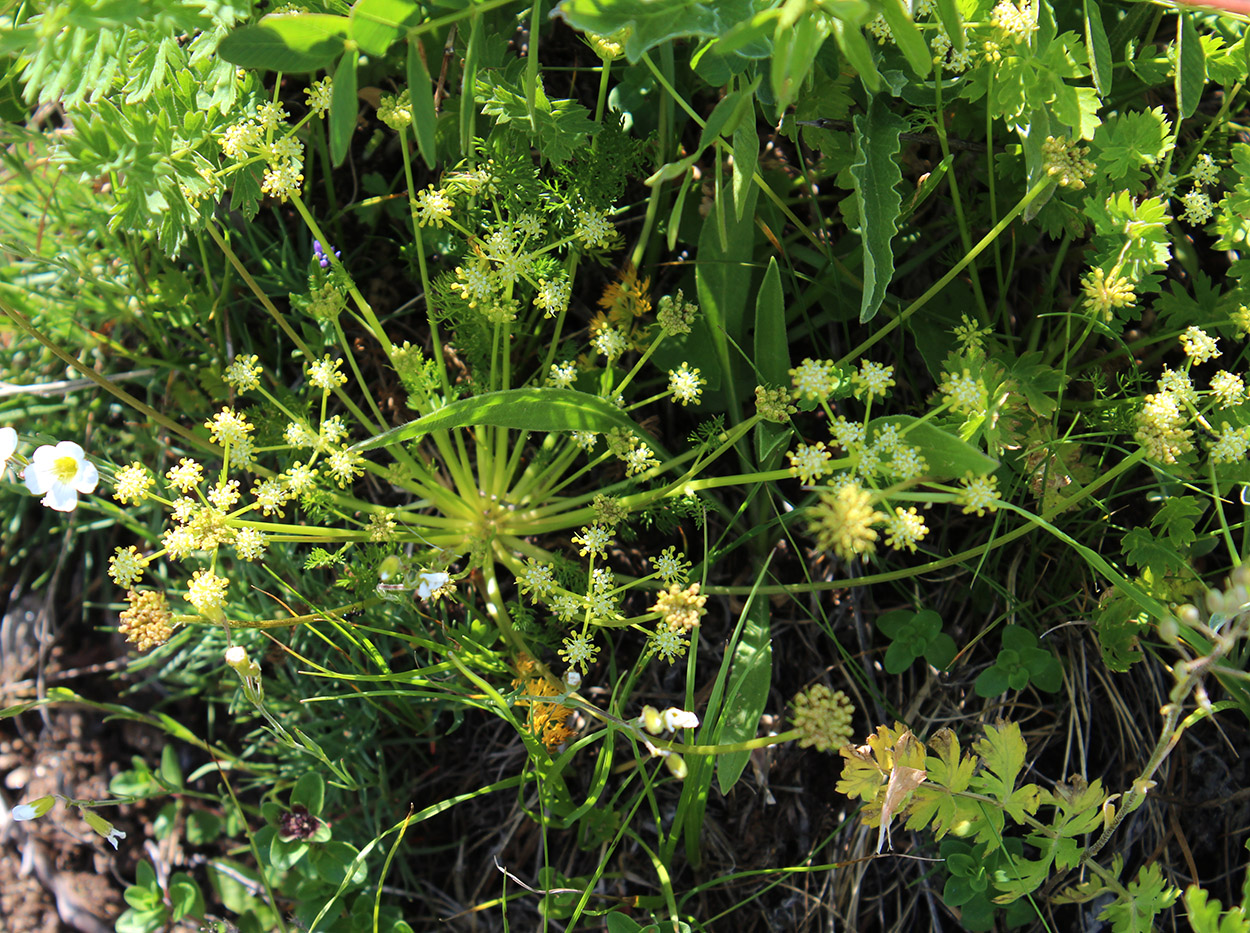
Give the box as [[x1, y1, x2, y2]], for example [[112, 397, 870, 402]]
[[807, 483, 886, 561], [792, 684, 856, 752], [23, 440, 98, 512], [118, 590, 174, 651]]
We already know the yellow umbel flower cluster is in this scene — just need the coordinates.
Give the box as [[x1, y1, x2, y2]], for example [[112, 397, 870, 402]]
[[792, 685, 855, 752], [807, 483, 887, 561]]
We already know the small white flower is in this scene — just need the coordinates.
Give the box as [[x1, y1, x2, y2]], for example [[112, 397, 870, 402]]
[[662, 707, 700, 732], [23, 441, 99, 512], [414, 570, 450, 600], [12, 795, 56, 821]]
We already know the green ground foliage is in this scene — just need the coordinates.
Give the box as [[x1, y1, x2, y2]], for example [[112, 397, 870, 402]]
[[3, 1, 1250, 930]]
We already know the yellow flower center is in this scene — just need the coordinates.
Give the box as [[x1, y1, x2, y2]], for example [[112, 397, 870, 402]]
[[52, 455, 79, 483]]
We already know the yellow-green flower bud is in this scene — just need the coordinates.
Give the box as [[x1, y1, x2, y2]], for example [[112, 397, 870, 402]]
[[664, 753, 688, 780], [640, 705, 664, 736]]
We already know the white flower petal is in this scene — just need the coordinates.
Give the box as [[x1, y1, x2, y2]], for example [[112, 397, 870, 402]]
[[43, 484, 79, 512], [76, 460, 99, 493], [0, 426, 16, 462], [11, 804, 37, 820]]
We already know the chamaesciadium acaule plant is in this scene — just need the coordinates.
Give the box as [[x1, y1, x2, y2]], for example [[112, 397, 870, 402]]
[[7, 0, 1250, 930]]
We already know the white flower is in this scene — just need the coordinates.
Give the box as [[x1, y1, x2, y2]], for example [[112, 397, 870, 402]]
[[662, 707, 700, 731], [0, 426, 17, 475], [11, 795, 55, 821], [23, 441, 99, 512]]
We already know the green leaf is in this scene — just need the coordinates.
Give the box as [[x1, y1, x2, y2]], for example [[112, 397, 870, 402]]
[[926, 633, 957, 671], [772, 13, 834, 115], [350, 0, 422, 58], [1152, 495, 1202, 550], [752, 257, 788, 386], [695, 174, 758, 411], [291, 772, 326, 815], [716, 599, 772, 795], [1184, 886, 1250, 933], [830, 16, 880, 93], [907, 728, 980, 839], [1123, 526, 1189, 576], [1089, 107, 1173, 188], [971, 721, 1030, 809], [217, 13, 349, 72], [974, 666, 1010, 698], [883, 639, 919, 674], [168, 875, 204, 921], [159, 744, 184, 790], [851, 95, 906, 322], [879, 0, 930, 78], [1176, 12, 1206, 121], [553, 0, 752, 64], [406, 39, 438, 170], [1099, 862, 1180, 933], [933, 0, 963, 53], [866, 415, 999, 480], [732, 100, 759, 221], [352, 389, 645, 452], [478, 73, 599, 164], [752, 256, 791, 468], [1083, 0, 1112, 97], [605, 913, 648, 933], [329, 52, 359, 166]]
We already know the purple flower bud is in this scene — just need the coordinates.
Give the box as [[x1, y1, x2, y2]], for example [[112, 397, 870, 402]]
[[312, 240, 341, 269]]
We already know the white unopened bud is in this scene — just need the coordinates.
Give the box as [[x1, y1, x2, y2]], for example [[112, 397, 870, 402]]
[[563, 670, 582, 690], [662, 707, 699, 732]]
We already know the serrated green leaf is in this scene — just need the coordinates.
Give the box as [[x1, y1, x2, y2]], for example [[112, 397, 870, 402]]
[[851, 96, 905, 322], [406, 39, 438, 170], [352, 389, 644, 452], [906, 728, 979, 839], [971, 721, 1029, 808], [1123, 526, 1189, 576], [217, 13, 349, 72], [1176, 12, 1206, 121], [1099, 862, 1180, 933], [478, 73, 599, 164], [1152, 495, 1202, 550], [1083, 0, 1112, 97], [716, 599, 772, 795], [329, 52, 358, 166]]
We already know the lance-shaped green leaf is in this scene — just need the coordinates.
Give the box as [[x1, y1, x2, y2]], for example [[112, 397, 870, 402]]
[[406, 39, 438, 170], [352, 388, 645, 452], [880, 0, 930, 78], [851, 96, 905, 322], [217, 13, 349, 72], [1176, 12, 1206, 121], [1083, 0, 1112, 97], [867, 415, 999, 480], [329, 51, 358, 166], [715, 598, 772, 795]]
